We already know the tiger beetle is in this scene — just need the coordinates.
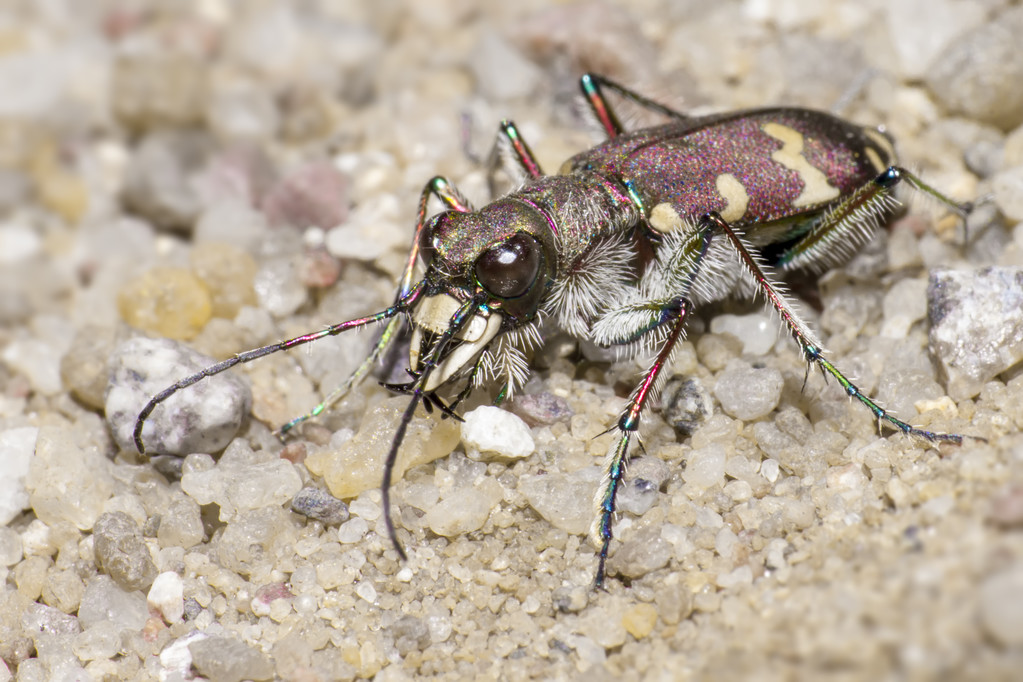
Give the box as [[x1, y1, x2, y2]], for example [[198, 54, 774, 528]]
[[134, 73, 972, 589]]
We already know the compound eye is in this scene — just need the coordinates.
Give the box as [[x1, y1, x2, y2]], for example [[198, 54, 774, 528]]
[[418, 214, 444, 268], [474, 233, 542, 299]]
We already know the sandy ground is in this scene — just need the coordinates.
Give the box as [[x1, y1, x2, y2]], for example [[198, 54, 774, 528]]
[[1, 1, 1022, 680]]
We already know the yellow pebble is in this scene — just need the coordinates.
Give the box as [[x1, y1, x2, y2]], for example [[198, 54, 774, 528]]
[[305, 397, 461, 500], [117, 266, 212, 340], [36, 169, 89, 223], [29, 139, 89, 223], [623, 602, 659, 639], [190, 242, 257, 319]]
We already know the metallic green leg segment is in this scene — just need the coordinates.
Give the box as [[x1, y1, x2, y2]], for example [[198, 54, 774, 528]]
[[777, 166, 971, 271], [485, 120, 545, 197], [279, 176, 476, 439], [594, 301, 690, 588], [709, 211, 963, 444]]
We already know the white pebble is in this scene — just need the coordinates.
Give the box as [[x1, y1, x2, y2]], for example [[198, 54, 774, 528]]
[[684, 443, 727, 490], [716, 564, 754, 589], [21, 519, 53, 557], [710, 313, 778, 356], [337, 517, 369, 544], [294, 594, 318, 614], [0, 222, 41, 264], [980, 564, 1023, 646], [349, 496, 382, 521], [714, 362, 784, 421], [715, 527, 741, 562], [148, 571, 184, 623], [461, 406, 535, 460], [0, 527, 22, 566], [0, 427, 37, 525], [356, 581, 377, 604]]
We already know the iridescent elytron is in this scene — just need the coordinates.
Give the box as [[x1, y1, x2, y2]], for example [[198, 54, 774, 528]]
[[135, 74, 971, 588]]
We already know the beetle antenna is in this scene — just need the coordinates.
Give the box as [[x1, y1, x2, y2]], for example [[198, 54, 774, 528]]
[[133, 282, 425, 456], [380, 293, 485, 560]]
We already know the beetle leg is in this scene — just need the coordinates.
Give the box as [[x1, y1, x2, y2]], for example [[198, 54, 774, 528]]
[[485, 120, 545, 197], [580, 73, 691, 138], [591, 217, 722, 587], [134, 281, 426, 455], [706, 211, 963, 444], [775, 166, 972, 271], [594, 298, 691, 588], [279, 176, 475, 437]]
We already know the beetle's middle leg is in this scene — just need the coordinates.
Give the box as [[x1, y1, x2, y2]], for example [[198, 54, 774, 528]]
[[705, 211, 963, 444], [279, 175, 476, 437], [589, 218, 718, 587], [774, 166, 972, 271], [593, 298, 692, 588]]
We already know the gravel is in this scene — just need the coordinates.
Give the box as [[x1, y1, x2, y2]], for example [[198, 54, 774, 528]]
[[1, 0, 1021, 680]]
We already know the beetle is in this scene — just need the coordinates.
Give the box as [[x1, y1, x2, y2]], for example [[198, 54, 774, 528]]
[[134, 73, 971, 588]]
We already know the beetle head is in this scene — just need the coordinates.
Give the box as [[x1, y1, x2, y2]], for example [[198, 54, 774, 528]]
[[408, 199, 554, 391]]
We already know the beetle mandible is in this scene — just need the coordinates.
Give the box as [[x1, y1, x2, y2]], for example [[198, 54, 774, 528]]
[[135, 73, 971, 588]]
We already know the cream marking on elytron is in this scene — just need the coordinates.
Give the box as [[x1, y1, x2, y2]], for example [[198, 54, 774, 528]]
[[648, 202, 683, 233], [762, 122, 841, 207], [864, 127, 898, 173], [864, 147, 885, 174], [715, 173, 751, 222]]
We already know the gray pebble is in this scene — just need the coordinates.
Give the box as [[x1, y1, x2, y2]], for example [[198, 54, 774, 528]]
[[608, 524, 672, 579], [78, 575, 149, 632], [189, 635, 274, 682], [290, 487, 350, 525], [511, 391, 574, 425], [121, 129, 213, 231], [660, 375, 713, 436], [390, 615, 431, 656], [92, 511, 157, 591], [926, 7, 1023, 131], [714, 362, 784, 422]]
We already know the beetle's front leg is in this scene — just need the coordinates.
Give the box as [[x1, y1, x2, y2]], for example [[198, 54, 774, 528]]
[[593, 298, 691, 588], [484, 120, 545, 197], [278, 175, 475, 437]]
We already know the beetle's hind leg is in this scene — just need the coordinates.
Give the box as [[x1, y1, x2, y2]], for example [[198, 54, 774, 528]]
[[773, 166, 972, 272], [579, 73, 692, 139], [705, 211, 963, 444], [278, 176, 476, 438]]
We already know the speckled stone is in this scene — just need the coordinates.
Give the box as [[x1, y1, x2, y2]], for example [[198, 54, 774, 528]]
[[105, 337, 251, 456], [928, 267, 1023, 399], [291, 486, 350, 525]]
